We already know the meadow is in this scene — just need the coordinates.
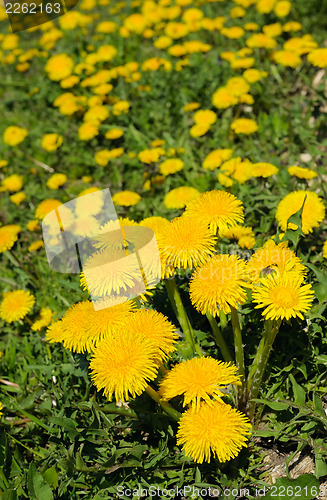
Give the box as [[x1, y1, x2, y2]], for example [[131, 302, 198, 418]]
[[0, 0, 327, 498]]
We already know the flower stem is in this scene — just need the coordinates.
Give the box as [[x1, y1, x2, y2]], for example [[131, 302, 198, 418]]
[[231, 307, 246, 408], [246, 319, 282, 422], [206, 312, 232, 362], [165, 278, 202, 357], [219, 310, 228, 330], [145, 385, 181, 421]]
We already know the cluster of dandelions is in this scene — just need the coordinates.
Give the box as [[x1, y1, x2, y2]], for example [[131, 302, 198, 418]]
[[39, 188, 321, 463], [46, 298, 251, 464]]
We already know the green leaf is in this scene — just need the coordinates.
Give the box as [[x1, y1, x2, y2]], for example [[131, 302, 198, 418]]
[[263, 474, 320, 499], [313, 393, 325, 417], [289, 374, 306, 406], [315, 452, 327, 480], [43, 467, 58, 490], [253, 399, 289, 411], [28, 463, 54, 500]]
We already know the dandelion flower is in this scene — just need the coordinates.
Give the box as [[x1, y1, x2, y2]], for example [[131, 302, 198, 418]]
[[124, 309, 178, 361], [41, 133, 63, 152], [252, 273, 314, 320], [0, 290, 35, 323], [0, 226, 18, 253], [112, 190, 141, 206], [46, 320, 65, 343], [288, 166, 317, 180], [248, 240, 306, 282], [31, 308, 53, 331], [231, 118, 258, 135], [190, 254, 249, 317], [52, 299, 135, 352], [157, 216, 216, 274], [177, 401, 251, 463], [275, 190, 325, 234], [90, 331, 159, 401], [35, 199, 62, 219], [80, 247, 142, 298], [202, 149, 233, 171], [3, 126, 28, 146], [1, 174, 23, 192], [184, 190, 244, 233], [159, 158, 184, 176], [164, 186, 200, 209], [307, 48, 327, 68], [46, 173, 67, 189], [251, 162, 278, 177], [140, 216, 170, 235], [160, 357, 241, 409]]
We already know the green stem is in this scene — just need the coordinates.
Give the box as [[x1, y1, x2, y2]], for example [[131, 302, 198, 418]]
[[9, 434, 44, 458], [246, 319, 282, 422], [231, 307, 246, 408], [206, 312, 232, 362], [219, 310, 227, 330], [165, 278, 202, 356], [145, 385, 181, 421]]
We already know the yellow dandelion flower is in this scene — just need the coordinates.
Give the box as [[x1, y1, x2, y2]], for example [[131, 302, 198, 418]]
[[0, 226, 18, 253], [183, 102, 200, 112], [28, 240, 44, 252], [41, 133, 63, 152], [160, 357, 241, 409], [275, 190, 325, 234], [1, 174, 23, 192], [10, 192, 26, 205], [307, 48, 327, 68], [90, 331, 159, 401], [184, 190, 244, 233], [157, 216, 216, 274], [112, 191, 141, 207], [78, 122, 99, 141], [220, 157, 253, 184], [105, 128, 124, 140], [45, 53, 74, 81], [3, 126, 28, 146], [252, 273, 314, 321], [140, 216, 170, 235], [80, 247, 142, 298], [231, 118, 258, 135], [0, 290, 35, 323], [46, 173, 67, 189], [202, 149, 233, 171], [190, 254, 249, 317], [288, 166, 317, 180], [273, 50, 301, 67], [212, 87, 238, 109], [51, 299, 135, 352], [247, 240, 306, 282], [190, 124, 211, 138], [193, 109, 217, 126], [159, 158, 184, 176], [251, 162, 279, 177], [46, 320, 64, 343], [164, 186, 200, 209], [220, 224, 256, 249], [177, 401, 251, 463], [35, 199, 62, 219], [31, 308, 53, 331], [123, 309, 178, 361]]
